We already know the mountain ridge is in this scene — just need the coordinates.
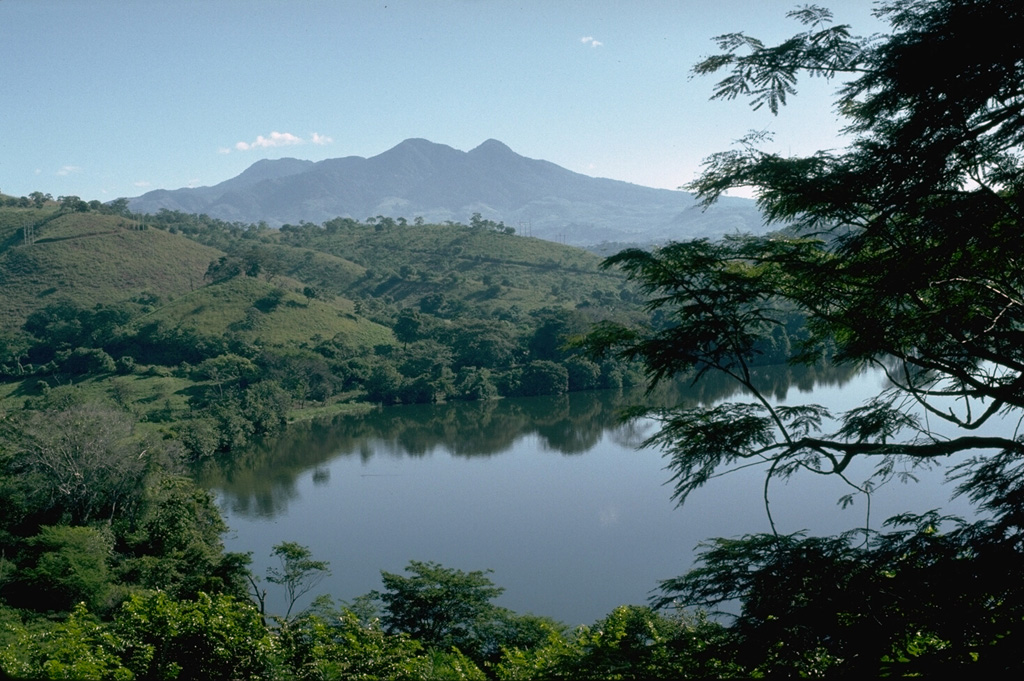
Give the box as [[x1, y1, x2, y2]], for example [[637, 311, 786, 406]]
[[129, 139, 766, 246]]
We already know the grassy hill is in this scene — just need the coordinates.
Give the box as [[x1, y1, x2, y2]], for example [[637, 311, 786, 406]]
[[140, 275, 391, 348], [274, 218, 638, 319], [0, 205, 392, 346], [0, 208, 220, 329], [0, 204, 643, 357]]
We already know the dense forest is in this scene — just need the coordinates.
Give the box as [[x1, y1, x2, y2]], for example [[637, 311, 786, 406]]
[[4, 0, 1024, 677]]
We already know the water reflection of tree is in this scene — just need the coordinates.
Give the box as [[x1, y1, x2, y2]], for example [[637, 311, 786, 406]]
[[198, 363, 863, 518]]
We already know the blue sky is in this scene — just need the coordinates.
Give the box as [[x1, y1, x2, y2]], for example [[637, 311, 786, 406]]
[[1, 1, 885, 202]]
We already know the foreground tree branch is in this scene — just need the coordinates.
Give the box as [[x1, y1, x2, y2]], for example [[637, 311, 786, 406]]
[[590, 0, 1024, 522]]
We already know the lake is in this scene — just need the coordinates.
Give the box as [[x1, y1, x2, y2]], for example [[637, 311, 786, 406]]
[[198, 364, 975, 626]]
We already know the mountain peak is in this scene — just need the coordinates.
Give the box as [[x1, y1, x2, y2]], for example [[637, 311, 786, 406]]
[[393, 137, 439, 149], [375, 138, 462, 164], [470, 139, 514, 155], [388, 138, 456, 154], [232, 157, 315, 185]]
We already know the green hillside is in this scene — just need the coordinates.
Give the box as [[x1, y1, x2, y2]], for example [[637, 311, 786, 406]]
[[0, 205, 391, 346], [0, 203, 643, 350], [0, 208, 220, 329], [273, 217, 639, 318], [141, 275, 391, 348], [0, 202, 655, 457]]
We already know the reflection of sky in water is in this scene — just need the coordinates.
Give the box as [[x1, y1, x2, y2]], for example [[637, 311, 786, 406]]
[[210, 368, 980, 627]]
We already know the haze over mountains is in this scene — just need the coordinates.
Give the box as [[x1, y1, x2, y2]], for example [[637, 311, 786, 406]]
[[129, 138, 766, 247]]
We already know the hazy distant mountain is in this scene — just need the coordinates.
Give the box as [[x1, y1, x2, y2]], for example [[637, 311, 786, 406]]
[[129, 138, 767, 246]]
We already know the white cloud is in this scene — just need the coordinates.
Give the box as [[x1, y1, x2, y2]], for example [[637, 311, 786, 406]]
[[133, 181, 152, 188], [56, 165, 83, 176], [234, 131, 304, 151], [580, 36, 603, 48], [223, 130, 333, 153]]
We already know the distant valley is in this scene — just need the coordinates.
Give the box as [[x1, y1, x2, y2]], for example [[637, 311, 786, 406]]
[[129, 138, 766, 247]]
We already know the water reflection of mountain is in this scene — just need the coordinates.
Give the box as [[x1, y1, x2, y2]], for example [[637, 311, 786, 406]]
[[197, 362, 862, 518]]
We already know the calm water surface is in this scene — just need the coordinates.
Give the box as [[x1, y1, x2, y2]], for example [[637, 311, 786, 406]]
[[199, 365, 973, 626]]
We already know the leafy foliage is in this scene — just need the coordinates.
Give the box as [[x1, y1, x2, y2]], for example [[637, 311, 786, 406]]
[[273, 607, 428, 681], [600, 1, 1024, 676], [120, 474, 250, 600], [375, 560, 505, 659], [0, 603, 133, 681], [654, 508, 1024, 676], [265, 541, 331, 622], [593, 0, 1024, 523], [114, 590, 274, 681], [20, 526, 114, 614], [494, 606, 741, 680]]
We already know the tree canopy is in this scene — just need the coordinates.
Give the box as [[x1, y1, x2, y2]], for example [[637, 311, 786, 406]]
[[585, 1, 1024, 673], [376, 560, 505, 654], [594, 0, 1024, 526]]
